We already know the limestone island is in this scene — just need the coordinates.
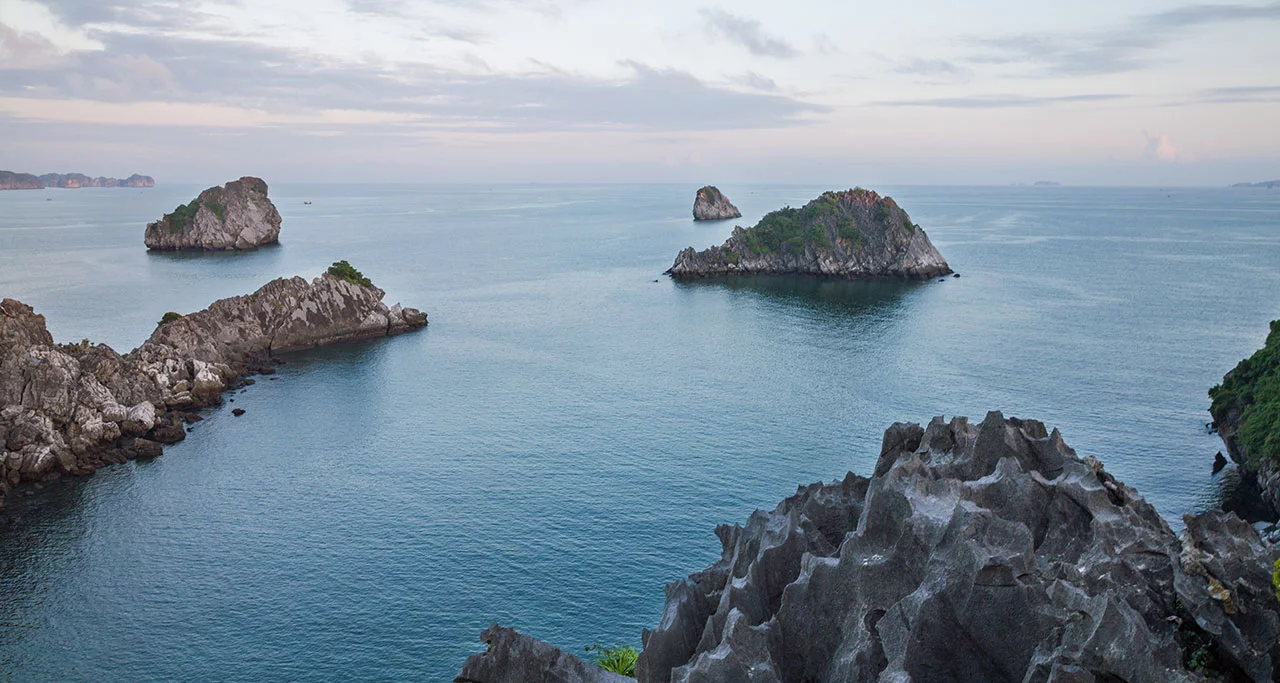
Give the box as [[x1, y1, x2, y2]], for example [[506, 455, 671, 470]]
[[458, 413, 1280, 682], [0, 261, 426, 512], [692, 185, 741, 221], [669, 188, 952, 280], [0, 171, 154, 190], [144, 176, 281, 251], [1211, 319, 1280, 514]]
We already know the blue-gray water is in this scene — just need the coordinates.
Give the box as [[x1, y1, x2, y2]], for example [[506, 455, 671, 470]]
[[0, 184, 1277, 680]]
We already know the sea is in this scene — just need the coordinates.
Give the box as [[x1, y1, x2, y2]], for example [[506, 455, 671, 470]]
[[0, 183, 1277, 680]]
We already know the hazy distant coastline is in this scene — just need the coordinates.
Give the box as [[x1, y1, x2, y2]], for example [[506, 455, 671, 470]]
[[1231, 180, 1280, 189], [0, 171, 155, 190]]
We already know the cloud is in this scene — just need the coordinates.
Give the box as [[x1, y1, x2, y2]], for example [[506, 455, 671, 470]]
[[699, 8, 799, 59], [1194, 85, 1280, 103], [0, 29, 828, 132], [877, 93, 1127, 108], [731, 71, 778, 92], [1143, 131, 1181, 162], [971, 2, 1280, 75], [0, 23, 67, 69]]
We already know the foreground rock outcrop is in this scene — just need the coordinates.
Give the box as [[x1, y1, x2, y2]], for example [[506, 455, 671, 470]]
[[692, 186, 741, 221], [669, 189, 951, 280], [1211, 320, 1280, 515], [456, 625, 633, 683], [461, 413, 1280, 682], [144, 176, 281, 251], [0, 265, 425, 511]]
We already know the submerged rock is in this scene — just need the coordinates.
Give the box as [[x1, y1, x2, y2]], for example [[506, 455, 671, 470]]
[[144, 176, 281, 251], [669, 188, 951, 281], [455, 624, 633, 683], [462, 414, 1280, 682], [0, 266, 426, 510], [692, 186, 741, 221]]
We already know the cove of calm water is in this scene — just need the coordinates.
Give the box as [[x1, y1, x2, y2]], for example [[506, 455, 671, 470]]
[[0, 183, 1277, 680]]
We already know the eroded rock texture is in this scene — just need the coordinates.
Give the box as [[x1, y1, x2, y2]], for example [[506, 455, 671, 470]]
[[144, 176, 281, 250], [693, 186, 742, 221], [455, 624, 634, 683], [0, 272, 426, 511], [669, 189, 951, 281], [632, 413, 1280, 682]]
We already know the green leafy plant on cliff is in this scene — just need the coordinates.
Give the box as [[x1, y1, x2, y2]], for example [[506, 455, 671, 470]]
[[158, 311, 184, 326], [167, 200, 201, 233], [1273, 557, 1280, 602], [740, 191, 867, 256], [584, 644, 638, 677], [326, 260, 375, 288], [1209, 320, 1280, 468]]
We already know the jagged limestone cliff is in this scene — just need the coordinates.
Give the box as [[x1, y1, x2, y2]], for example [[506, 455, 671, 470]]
[[0, 265, 425, 511], [669, 189, 951, 280], [458, 414, 1280, 682], [144, 176, 281, 251]]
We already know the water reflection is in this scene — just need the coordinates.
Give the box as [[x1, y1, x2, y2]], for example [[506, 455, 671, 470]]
[[674, 275, 922, 317]]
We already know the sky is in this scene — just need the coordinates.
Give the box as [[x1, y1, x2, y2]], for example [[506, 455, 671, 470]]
[[0, 0, 1278, 185]]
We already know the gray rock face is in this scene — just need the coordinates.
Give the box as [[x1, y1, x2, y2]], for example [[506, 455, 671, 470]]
[[455, 624, 634, 683], [693, 186, 741, 221], [0, 271, 426, 512], [144, 176, 281, 251], [632, 413, 1280, 682], [669, 189, 951, 281]]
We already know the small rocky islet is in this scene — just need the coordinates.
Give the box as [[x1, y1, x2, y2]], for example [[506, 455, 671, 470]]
[[692, 186, 741, 221], [670, 188, 952, 281], [458, 413, 1280, 682], [0, 261, 425, 512], [144, 176, 282, 251]]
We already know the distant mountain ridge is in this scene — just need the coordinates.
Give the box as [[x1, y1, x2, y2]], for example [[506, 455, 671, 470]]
[[0, 171, 154, 190]]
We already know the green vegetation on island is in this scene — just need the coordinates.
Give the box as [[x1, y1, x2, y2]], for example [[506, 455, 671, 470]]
[[166, 200, 202, 233], [158, 312, 185, 326], [740, 190, 877, 257], [584, 643, 638, 677], [326, 260, 375, 288], [1210, 320, 1280, 468]]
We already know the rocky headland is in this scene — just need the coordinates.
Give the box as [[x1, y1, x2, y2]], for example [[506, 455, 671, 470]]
[[458, 413, 1280, 682], [1211, 320, 1280, 515], [692, 186, 741, 221], [0, 171, 44, 190], [0, 262, 426, 512], [144, 176, 281, 251], [0, 172, 154, 190], [668, 189, 952, 280]]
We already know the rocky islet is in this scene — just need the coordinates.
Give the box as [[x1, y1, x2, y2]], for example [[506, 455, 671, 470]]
[[669, 188, 952, 281], [692, 186, 741, 221], [144, 176, 282, 251], [0, 171, 154, 190]]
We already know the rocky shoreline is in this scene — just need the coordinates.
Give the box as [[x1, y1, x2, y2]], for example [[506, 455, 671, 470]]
[[144, 176, 282, 251], [669, 189, 952, 281], [0, 266, 426, 512], [457, 413, 1280, 682]]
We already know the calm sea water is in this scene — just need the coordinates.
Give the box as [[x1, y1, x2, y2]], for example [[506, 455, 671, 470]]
[[0, 183, 1277, 680]]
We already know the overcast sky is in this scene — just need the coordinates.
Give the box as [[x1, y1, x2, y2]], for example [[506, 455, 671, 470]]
[[1, 0, 1278, 184]]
